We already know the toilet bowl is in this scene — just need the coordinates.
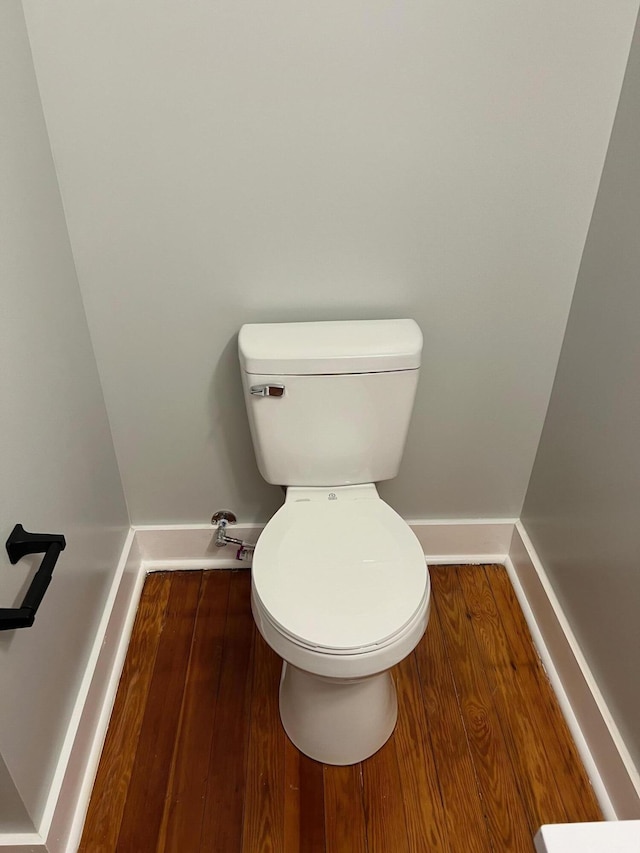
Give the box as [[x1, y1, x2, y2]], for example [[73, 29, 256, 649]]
[[251, 483, 430, 764]]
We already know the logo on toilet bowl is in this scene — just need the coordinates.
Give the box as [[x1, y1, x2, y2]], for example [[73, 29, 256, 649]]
[[328, 492, 337, 500]]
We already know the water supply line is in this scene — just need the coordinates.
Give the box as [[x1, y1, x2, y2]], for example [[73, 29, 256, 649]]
[[211, 510, 255, 562]]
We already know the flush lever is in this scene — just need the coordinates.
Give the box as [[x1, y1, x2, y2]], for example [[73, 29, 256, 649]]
[[250, 384, 285, 398]]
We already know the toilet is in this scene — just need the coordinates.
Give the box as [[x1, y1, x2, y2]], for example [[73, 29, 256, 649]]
[[238, 319, 430, 765]]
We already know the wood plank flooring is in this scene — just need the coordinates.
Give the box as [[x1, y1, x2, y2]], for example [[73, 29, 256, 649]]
[[80, 566, 602, 852]]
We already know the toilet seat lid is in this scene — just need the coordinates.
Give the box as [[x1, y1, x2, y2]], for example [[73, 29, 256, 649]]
[[252, 494, 428, 652]]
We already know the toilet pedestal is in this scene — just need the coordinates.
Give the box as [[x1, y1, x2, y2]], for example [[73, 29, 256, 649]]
[[279, 662, 398, 765]]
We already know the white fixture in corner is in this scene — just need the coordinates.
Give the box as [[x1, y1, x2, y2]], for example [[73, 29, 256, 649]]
[[535, 820, 640, 852]]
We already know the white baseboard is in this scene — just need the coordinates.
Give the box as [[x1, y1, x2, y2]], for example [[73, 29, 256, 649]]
[[507, 521, 640, 821], [0, 836, 45, 852], [135, 522, 264, 570], [135, 518, 518, 570], [43, 532, 145, 853], [409, 518, 516, 564]]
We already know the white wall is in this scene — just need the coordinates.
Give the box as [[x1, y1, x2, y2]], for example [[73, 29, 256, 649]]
[[22, 0, 639, 524], [522, 10, 640, 773], [0, 756, 31, 835], [0, 0, 129, 829]]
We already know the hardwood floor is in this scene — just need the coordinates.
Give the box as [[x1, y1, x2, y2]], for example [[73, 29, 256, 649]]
[[80, 566, 602, 852]]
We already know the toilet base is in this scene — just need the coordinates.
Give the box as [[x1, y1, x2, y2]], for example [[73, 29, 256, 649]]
[[278, 661, 398, 765]]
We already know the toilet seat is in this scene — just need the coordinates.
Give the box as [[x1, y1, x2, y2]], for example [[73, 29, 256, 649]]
[[252, 485, 428, 655]]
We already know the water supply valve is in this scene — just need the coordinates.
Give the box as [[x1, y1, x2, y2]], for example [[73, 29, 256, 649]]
[[211, 510, 255, 563]]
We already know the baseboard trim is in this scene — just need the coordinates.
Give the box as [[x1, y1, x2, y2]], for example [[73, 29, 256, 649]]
[[507, 521, 640, 820], [135, 522, 263, 571], [409, 518, 516, 564], [0, 835, 45, 852], [135, 519, 518, 570], [42, 530, 145, 853]]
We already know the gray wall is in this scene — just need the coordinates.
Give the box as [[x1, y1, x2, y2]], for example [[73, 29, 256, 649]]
[[0, 0, 129, 829], [522, 13, 640, 771], [22, 0, 639, 524], [0, 755, 31, 835]]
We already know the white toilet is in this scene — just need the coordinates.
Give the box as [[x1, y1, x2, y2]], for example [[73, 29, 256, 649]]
[[238, 319, 430, 765]]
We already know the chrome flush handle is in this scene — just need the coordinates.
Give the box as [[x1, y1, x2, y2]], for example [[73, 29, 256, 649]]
[[250, 384, 285, 397]]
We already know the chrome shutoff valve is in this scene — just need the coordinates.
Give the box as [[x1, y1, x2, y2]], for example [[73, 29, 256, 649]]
[[211, 509, 256, 562], [211, 510, 240, 547]]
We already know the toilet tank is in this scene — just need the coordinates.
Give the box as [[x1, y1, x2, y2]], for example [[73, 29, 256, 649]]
[[238, 319, 422, 487]]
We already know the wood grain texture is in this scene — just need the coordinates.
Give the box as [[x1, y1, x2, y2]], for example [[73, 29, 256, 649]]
[[81, 565, 602, 852], [200, 572, 255, 852], [298, 754, 326, 853], [323, 765, 366, 853], [242, 631, 286, 852], [362, 736, 409, 853], [116, 572, 201, 851], [284, 737, 301, 853], [394, 654, 450, 853], [431, 565, 535, 852], [457, 564, 570, 830], [485, 564, 603, 822], [78, 573, 171, 853], [414, 602, 494, 853], [159, 571, 231, 852]]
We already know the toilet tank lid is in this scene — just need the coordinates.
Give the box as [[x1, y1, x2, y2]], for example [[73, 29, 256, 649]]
[[238, 319, 423, 375]]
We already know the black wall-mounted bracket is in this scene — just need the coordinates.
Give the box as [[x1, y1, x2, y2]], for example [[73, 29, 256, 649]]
[[1, 524, 66, 630]]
